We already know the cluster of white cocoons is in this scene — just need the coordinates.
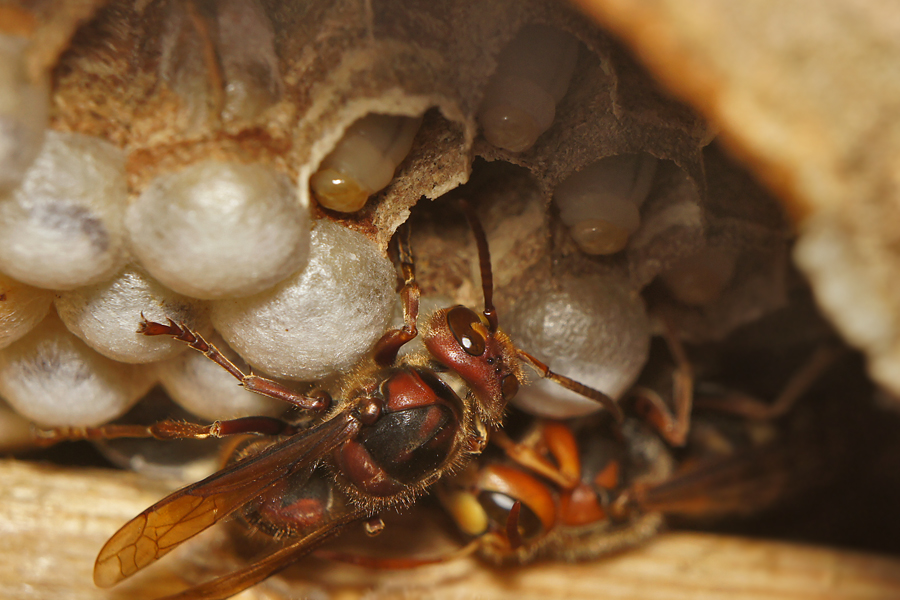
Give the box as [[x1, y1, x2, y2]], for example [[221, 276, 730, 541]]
[[0, 33, 48, 192], [554, 153, 659, 255], [0, 130, 128, 289], [212, 220, 397, 381], [503, 271, 651, 418], [477, 24, 579, 153], [127, 160, 310, 299], [0, 109, 404, 428], [0, 213, 395, 426], [0, 313, 154, 427]]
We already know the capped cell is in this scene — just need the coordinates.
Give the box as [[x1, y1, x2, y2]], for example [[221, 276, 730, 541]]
[[0, 312, 155, 427], [0, 131, 127, 290], [212, 220, 397, 381], [127, 160, 310, 300]]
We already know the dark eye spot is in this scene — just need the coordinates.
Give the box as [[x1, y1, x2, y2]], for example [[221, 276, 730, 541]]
[[447, 306, 486, 356]]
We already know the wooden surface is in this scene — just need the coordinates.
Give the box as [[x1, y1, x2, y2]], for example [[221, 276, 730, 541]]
[[2, 459, 899, 600]]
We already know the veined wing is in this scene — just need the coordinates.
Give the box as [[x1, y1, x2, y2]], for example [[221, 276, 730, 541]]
[[94, 413, 361, 587], [158, 507, 368, 600], [635, 430, 832, 519]]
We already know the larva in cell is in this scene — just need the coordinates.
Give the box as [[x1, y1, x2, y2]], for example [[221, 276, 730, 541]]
[[310, 113, 422, 213], [554, 153, 658, 255], [477, 24, 579, 153]]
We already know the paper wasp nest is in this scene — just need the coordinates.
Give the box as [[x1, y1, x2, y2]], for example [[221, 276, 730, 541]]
[[2, 0, 880, 596], [0, 0, 794, 430]]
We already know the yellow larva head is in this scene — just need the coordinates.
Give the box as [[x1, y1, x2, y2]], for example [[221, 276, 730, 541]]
[[310, 113, 422, 213]]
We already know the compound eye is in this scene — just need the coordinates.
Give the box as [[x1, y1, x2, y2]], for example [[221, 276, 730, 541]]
[[477, 490, 545, 542], [447, 306, 486, 356], [501, 374, 519, 401]]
